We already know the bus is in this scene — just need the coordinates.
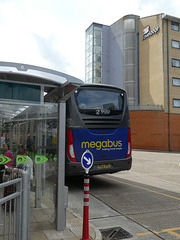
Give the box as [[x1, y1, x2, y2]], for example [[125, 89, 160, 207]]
[[66, 83, 132, 176]]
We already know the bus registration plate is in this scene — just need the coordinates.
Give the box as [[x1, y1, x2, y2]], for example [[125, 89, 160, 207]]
[[97, 164, 111, 169]]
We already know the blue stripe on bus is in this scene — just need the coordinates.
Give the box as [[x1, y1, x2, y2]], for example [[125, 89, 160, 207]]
[[72, 128, 128, 162]]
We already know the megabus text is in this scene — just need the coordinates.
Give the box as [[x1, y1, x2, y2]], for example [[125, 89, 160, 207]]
[[81, 139, 122, 150]]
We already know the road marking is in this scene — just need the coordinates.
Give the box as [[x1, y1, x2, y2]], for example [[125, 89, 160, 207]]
[[100, 175, 180, 201], [136, 227, 180, 238], [136, 232, 149, 237], [99, 175, 180, 238], [167, 230, 180, 238], [123, 170, 180, 187]]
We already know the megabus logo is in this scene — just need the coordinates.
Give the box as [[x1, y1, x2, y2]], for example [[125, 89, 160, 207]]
[[81, 139, 122, 150]]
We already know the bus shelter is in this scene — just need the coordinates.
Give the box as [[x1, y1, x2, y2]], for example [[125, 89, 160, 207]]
[[0, 61, 83, 231]]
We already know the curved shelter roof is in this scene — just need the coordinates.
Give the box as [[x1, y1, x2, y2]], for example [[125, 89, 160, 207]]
[[0, 61, 83, 87], [0, 61, 83, 121]]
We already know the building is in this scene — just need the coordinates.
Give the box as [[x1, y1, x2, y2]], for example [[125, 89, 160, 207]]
[[85, 13, 180, 151]]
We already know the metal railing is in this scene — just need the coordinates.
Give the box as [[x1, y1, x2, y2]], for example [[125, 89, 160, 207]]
[[0, 170, 30, 240]]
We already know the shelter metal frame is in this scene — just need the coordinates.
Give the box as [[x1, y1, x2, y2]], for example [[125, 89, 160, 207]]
[[0, 61, 83, 231]]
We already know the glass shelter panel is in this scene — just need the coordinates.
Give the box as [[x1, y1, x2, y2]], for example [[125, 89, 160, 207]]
[[0, 82, 41, 102], [0, 101, 58, 223]]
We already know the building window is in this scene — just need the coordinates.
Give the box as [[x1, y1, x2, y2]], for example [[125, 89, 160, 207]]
[[94, 37, 102, 46], [94, 69, 101, 78], [93, 25, 102, 84], [172, 59, 180, 68], [173, 99, 180, 108], [171, 21, 179, 31], [172, 40, 180, 49], [94, 54, 101, 62], [85, 25, 93, 83], [85, 24, 102, 84], [172, 77, 180, 86]]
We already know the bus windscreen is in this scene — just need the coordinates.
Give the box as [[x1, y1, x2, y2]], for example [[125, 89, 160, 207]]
[[74, 88, 124, 115]]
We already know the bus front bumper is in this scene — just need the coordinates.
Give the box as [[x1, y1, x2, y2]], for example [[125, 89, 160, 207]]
[[65, 157, 132, 176]]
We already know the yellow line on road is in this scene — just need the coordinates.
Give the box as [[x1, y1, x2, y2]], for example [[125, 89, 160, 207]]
[[136, 227, 180, 238], [167, 230, 180, 238], [162, 227, 180, 238], [162, 227, 180, 232], [100, 175, 180, 201], [136, 232, 149, 237]]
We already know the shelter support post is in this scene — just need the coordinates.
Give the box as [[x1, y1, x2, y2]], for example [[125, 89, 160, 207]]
[[56, 101, 68, 231]]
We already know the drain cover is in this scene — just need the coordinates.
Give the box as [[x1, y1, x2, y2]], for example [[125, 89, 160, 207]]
[[100, 227, 132, 240]]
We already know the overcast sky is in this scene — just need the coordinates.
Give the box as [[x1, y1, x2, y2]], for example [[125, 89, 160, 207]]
[[0, 0, 179, 81]]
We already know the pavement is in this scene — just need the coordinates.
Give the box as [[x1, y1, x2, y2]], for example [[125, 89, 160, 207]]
[[31, 208, 102, 240], [31, 206, 163, 240]]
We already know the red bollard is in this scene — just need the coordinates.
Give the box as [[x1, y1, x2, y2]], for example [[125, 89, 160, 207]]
[[80, 175, 91, 240]]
